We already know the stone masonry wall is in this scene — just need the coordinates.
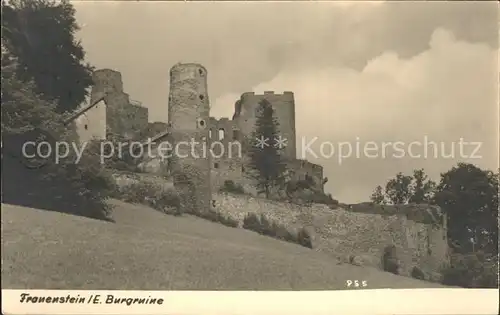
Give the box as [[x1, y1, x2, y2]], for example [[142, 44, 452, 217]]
[[213, 193, 449, 278], [168, 63, 212, 214], [233, 91, 297, 160], [109, 101, 149, 140], [110, 170, 449, 279], [74, 96, 106, 143], [89, 69, 149, 141], [286, 159, 324, 192]]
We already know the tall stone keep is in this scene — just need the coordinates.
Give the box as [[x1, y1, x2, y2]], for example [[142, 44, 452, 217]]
[[233, 91, 297, 160], [168, 63, 212, 214]]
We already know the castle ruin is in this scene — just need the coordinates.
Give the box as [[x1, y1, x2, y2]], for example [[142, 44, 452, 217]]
[[74, 64, 449, 278], [76, 65, 326, 204]]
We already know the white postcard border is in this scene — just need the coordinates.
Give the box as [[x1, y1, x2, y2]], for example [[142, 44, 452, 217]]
[[2, 289, 499, 315]]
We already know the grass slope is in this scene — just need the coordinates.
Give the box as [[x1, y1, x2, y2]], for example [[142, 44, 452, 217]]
[[1, 200, 446, 290]]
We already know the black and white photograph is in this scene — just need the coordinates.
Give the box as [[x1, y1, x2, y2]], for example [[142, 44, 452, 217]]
[[1, 0, 499, 312]]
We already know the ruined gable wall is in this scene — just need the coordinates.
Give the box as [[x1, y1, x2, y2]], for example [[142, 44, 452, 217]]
[[74, 88, 106, 143]]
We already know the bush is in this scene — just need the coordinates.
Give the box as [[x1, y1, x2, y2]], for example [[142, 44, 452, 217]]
[[316, 193, 339, 206], [382, 245, 399, 275], [441, 252, 499, 288], [1, 66, 115, 221], [194, 209, 239, 228], [216, 212, 239, 228], [38, 149, 117, 221], [242, 213, 311, 249], [220, 180, 245, 194], [297, 227, 313, 248], [259, 214, 273, 235], [114, 180, 181, 215], [411, 266, 426, 280], [243, 213, 261, 232], [271, 222, 296, 242]]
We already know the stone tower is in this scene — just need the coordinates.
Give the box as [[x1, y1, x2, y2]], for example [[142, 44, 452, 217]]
[[168, 63, 212, 214], [90, 69, 149, 141], [233, 91, 297, 160]]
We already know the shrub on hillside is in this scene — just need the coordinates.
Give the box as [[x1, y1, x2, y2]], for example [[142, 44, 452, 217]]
[[242, 212, 312, 249], [441, 251, 498, 288], [271, 222, 297, 242], [2, 64, 115, 221], [297, 227, 313, 248], [310, 192, 339, 206], [382, 245, 400, 275], [220, 180, 245, 194], [259, 214, 273, 235], [115, 180, 181, 215], [243, 213, 262, 232], [194, 209, 239, 228], [411, 266, 426, 280], [98, 131, 145, 173]]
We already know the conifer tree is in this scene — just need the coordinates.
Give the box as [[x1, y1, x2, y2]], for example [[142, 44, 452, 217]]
[[248, 99, 287, 199]]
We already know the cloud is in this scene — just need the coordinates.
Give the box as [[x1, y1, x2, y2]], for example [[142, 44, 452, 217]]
[[214, 28, 499, 203], [72, 2, 498, 203], [74, 1, 498, 123]]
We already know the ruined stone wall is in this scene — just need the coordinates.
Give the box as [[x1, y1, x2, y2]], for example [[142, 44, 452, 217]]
[[208, 117, 242, 159], [91, 69, 124, 98], [168, 63, 212, 214], [109, 101, 149, 140], [233, 91, 297, 160], [111, 167, 449, 279], [89, 69, 149, 141], [208, 116, 246, 192], [137, 134, 171, 176], [74, 89, 106, 143], [144, 122, 169, 139], [286, 159, 325, 192], [214, 193, 449, 278]]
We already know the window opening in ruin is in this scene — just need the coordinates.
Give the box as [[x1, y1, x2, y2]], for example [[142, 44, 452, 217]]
[[241, 165, 245, 172], [218, 128, 225, 140], [214, 162, 219, 169], [199, 69, 204, 76], [209, 129, 212, 138], [84, 124, 88, 130], [197, 118, 206, 129], [199, 95, 204, 100], [233, 130, 239, 140]]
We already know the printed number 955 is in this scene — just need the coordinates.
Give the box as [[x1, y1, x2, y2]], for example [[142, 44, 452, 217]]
[[346, 280, 367, 288]]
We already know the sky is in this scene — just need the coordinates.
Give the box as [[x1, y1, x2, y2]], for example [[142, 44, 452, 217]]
[[73, 1, 499, 203]]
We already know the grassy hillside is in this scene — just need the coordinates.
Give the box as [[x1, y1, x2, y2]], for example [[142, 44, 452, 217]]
[[1, 200, 447, 290]]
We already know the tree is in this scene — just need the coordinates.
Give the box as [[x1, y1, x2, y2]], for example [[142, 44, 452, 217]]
[[409, 168, 436, 204], [370, 185, 386, 204], [248, 99, 287, 199], [384, 172, 413, 204], [2, 24, 114, 221], [2, 0, 93, 113], [370, 169, 436, 205], [434, 163, 498, 255]]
